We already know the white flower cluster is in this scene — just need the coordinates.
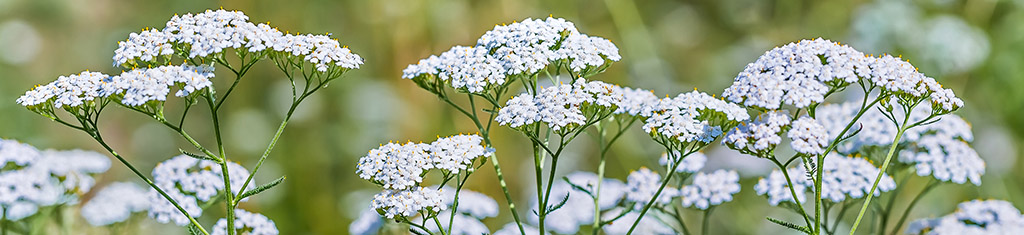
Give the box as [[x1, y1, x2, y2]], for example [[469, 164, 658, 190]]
[[755, 154, 895, 204], [349, 206, 384, 235], [115, 9, 363, 71], [357, 134, 492, 190], [403, 17, 620, 94], [401, 46, 506, 93], [496, 78, 631, 132], [528, 171, 627, 234], [80, 182, 151, 226], [438, 186, 499, 219], [0, 140, 111, 220], [679, 169, 741, 210], [868, 55, 963, 111], [723, 38, 963, 112], [817, 102, 983, 185], [787, 116, 829, 155], [615, 87, 659, 116], [906, 200, 1024, 235], [659, 151, 707, 173], [212, 209, 279, 235], [357, 135, 490, 219], [147, 155, 253, 225], [723, 38, 872, 109], [601, 210, 676, 235], [723, 111, 791, 154], [371, 187, 447, 219], [754, 167, 808, 206], [624, 168, 676, 209], [18, 65, 215, 109], [414, 210, 491, 235], [643, 90, 749, 144], [494, 223, 541, 235]]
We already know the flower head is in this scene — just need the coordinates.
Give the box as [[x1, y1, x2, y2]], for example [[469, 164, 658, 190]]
[[723, 111, 791, 154], [723, 38, 872, 109], [212, 209, 279, 235], [402, 46, 506, 93], [371, 186, 447, 219], [754, 167, 808, 206], [357, 134, 491, 190], [438, 186, 499, 219], [679, 169, 741, 209], [17, 71, 115, 109], [496, 78, 627, 132], [788, 116, 829, 155], [81, 182, 150, 226], [659, 151, 707, 173], [907, 200, 1024, 235], [147, 155, 253, 225], [624, 168, 676, 209], [643, 90, 749, 144]]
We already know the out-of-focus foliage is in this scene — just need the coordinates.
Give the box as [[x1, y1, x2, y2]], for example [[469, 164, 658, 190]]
[[0, 0, 1021, 234]]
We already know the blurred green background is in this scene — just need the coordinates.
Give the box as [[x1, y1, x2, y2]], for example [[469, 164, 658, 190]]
[[1, 0, 1023, 234]]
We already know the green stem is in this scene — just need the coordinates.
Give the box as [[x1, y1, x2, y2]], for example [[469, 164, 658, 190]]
[[830, 201, 854, 234], [849, 125, 909, 235], [770, 157, 814, 228], [206, 93, 236, 235], [2, 206, 7, 235], [534, 142, 547, 235], [627, 148, 694, 234], [702, 207, 714, 235], [91, 133, 209, 235], [233, 103, 296, 202], [888, 180, 939, 235], [431, 216, 447, 235], [816, 95, 883, 234], [592, 118, 636, 234], [672, 205, 692, 235]]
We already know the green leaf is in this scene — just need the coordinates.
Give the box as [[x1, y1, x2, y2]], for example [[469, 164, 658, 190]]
[[179, 148, 219, 162], [187, 223, 203, 235], [766, 217, 811, 234], [238, 176, 286, 200]]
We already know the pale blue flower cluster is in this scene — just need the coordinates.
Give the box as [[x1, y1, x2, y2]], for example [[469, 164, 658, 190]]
[[659, 151, 707, 173], [0, 139, 110, 220], [755, 153, 896, 204], [679, 169, 741, 209]]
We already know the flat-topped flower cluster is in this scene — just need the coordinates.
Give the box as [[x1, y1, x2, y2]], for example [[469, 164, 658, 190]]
[[356, 134, 493, 219], [0, 139, 110, 220]]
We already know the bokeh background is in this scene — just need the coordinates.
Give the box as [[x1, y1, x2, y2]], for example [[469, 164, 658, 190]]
[[1, 0, 1022, 234]]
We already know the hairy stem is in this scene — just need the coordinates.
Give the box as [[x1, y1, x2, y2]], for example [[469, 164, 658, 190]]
[[770, 156, 814, 228], [815, 95, 882, 234]]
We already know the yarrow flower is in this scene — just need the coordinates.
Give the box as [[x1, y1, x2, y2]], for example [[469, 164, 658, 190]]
[[723, 111, 791, 155], [527, 171, 626, 234], [147, 155, 253, 225], [404, 16, 619, 95], [868, 55, 963, 112], [0, 140, 111, 220], [494, 223, 541, 235], [402, 46, 506, 93], [19, 65, 215, 111], [679, 169, 741, 209], [624, 168, 676, 209], [659, 151, 707, 173], [80, 182, 151, 226], [755, 153, 896, 204], [642, 90, 749, 144], [754, 167, 808, 206], [438, 186, 499, 219], [601, 210, 676, 235], [371, 186, 446, 219], [114, 9, 363, 71], [349, 206, 384, 235], [906, 200, 1024, 235], [212, 209, 279, 235], [723, 38, 873, 109], [415, 210, 491, 235], [356, 134, 492, 190], [787, 116, 829, 155], [496, 78, 629, 132], [817, 102, 983, 185]]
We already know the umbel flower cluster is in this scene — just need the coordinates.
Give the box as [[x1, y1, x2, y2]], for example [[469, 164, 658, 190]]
[[0, 139, 110, 221], [356, 134, 493, 219], [353, 17, 991, 234], [16, 8, 361, 235]]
